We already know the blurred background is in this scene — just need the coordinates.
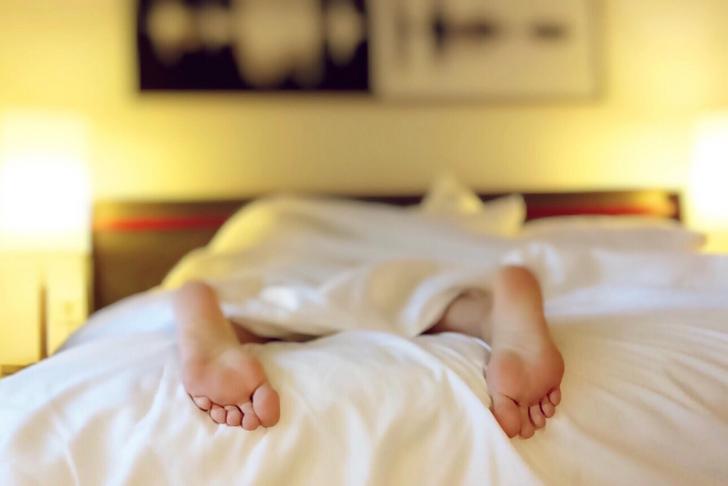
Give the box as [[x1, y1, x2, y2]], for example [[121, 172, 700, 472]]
[[0, 0, 726, 202]]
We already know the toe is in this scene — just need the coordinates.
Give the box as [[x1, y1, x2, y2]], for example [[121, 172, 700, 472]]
[[540, 397, 555, 418], [491, 393, 521, 438], [225, 406, 243, 427], [252, 383, 280, 427], [519, 406, 535, 439], [209, 404, 227, 424], [191, 396, 212, 411], [549, 388, 562, 406], [241, 402, 261, 430], [529, 404, 546, 429]]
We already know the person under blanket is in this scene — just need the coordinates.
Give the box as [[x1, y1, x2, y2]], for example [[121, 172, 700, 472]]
[[173, 265, 564, 439]]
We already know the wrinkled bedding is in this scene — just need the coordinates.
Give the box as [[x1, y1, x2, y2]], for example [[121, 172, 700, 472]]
[[1, 197, 727, 485]]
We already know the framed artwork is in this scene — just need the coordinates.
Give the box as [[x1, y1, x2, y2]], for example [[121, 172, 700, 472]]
[[137, 0, 600, 99]]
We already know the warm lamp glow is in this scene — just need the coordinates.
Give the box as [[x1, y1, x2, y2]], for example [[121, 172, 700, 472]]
[[0, 112, 90, 252], [691, 118, 728, 225], [689, 115, 728, 252]]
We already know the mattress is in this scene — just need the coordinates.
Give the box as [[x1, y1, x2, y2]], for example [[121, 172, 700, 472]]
[[1, 197, 726, 485]]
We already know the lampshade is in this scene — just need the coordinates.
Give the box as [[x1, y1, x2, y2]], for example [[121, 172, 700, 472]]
[[0, 112, 90, 253], [689, 113, 728, 251]]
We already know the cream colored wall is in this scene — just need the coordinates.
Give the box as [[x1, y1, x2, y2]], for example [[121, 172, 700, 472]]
[[1, 0, 727, 201]]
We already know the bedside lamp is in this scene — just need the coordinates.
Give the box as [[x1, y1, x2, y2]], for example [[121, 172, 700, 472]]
[[0, 112, 90, 364], [0, 113, 90, 252], [689, 114, 728, 253]]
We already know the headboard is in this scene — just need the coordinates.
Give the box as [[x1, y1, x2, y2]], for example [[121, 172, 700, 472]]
[[92, 190, 681, 311]]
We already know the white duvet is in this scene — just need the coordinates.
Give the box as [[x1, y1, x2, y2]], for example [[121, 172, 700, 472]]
[[1, 196, 727, 486]]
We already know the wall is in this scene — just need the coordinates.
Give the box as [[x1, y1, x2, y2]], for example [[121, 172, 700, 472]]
[[1, 0, 727, 201]]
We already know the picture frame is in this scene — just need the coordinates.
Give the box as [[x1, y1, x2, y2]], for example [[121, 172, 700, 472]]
[[137, 0, 600, 100]]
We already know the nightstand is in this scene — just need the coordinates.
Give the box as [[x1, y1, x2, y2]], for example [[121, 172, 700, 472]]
[[0, 253, 90, 371]]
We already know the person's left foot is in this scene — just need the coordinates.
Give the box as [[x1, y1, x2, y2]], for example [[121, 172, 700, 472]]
[[182, 340, 280, 430], [174, 282, 280, 430]]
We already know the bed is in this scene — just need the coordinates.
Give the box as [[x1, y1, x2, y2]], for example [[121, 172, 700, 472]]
[[1, 185, 726, 486]]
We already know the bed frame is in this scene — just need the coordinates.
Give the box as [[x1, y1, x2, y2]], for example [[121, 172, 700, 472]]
[[92, 190, 681, 311]]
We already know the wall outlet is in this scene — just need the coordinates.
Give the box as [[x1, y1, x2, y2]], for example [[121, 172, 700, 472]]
[[45, 253, 90, 354]]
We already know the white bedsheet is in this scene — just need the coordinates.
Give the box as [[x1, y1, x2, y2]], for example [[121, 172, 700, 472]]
[[2, 198, 728, 485]]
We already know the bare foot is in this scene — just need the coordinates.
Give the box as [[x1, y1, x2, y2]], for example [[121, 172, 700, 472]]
[[182, 341, 280, 429], [435, 267, 564, 439], [174, 282, 280, 430], [486, 336, 563, 439]]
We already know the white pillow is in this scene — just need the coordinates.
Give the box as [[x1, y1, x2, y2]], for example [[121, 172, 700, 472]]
[[418, 175, 526, 236], [419, 174, 487, 215], [209, 178, 524, 255], [520, 216, 706, 251]]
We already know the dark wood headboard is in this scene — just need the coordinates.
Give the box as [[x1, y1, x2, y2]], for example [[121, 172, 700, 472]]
[[92, 190, 681, 311]]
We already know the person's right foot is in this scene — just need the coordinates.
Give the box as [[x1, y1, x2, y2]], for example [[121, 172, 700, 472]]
[[438, 268, 564, 439], [486, 335, 563, 439]]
